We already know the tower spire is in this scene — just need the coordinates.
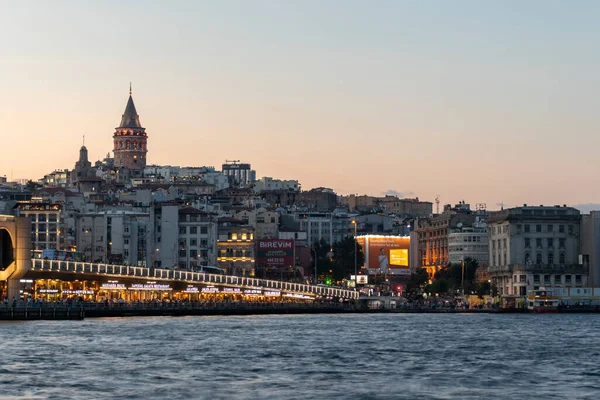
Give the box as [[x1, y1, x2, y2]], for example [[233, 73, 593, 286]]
[[129, 82, 132, 96], [83, 134, 85, 146]]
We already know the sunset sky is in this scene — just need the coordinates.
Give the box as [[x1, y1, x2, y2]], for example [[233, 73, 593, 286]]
[[1, 1, 599, 210]]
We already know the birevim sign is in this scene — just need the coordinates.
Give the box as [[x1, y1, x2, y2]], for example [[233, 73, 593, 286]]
[[256, 239, 295, 267]]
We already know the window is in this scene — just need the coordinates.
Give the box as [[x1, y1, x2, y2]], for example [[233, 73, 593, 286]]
[[124, 249, 129, 257], [232, 233, 238, 240], [257, 217, 265, 223], [534, 275, 540, 283], [536, 253, 543, 264], [201, 239, 208, 247], [525, 238, 531, 248], [524, 224, 530, 233], [503, 239, 507, 248], [536, 238, 542, 248], [559, 238, 565, 248], [124, 239, 129, 245], [200, 227, 208, 234], [190, 227, 197, 234], [548, 253, 554, 265], [536, 224, 542, 233], [547, 238, 554, 248], [124, 226, 130, 233], [547, 224, 553, 232], [520, 275, 526, 283], [559, 225, 565, 233], [271, 217, 275, 223], [492, 241, 496, 249], [179, 249, 186, 257], [575, 275, 582, 284], [179, 227, 186, 235], [525, 253, 531, 265], [190, 249, 198, 258], [190, 239, 197, 246], [555, 275, 562, 284], [544, 275, 551, 283], [559, 253, 566, 264], [565, 275, 572, 284], [516, 224, 522, 234], [38, 214, 46, 222], [568, 225, 574, 235], [201, 250, 208, 258]]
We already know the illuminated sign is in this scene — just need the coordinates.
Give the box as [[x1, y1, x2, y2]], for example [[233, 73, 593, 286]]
[[38, 289, 59, 294], [283, 293, 312, 299], [244, 289, 262, 295], [129, 284, 172, 291], [100, 283, 126, 290], [256, 239, 294, 266], [390, 249, 409, 267], [201, 287, 220, 293], [264, 290, 281, 297], [223, 288, 242, 294], [356, 235, 411, 275], [62, 290, 95, 295], [184, 286, 199, 293], [356, 275, 368, 284]]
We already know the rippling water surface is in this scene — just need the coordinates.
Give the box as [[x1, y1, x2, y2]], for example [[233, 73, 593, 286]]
[[1, 314, 600, 399]]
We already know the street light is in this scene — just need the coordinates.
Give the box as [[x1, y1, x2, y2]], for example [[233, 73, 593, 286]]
[[311, 247, 318, 285], [352, 220, 358, 283]]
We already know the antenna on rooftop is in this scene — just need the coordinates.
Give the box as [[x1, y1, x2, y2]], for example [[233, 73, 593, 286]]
[[435, 195, 440, 214]]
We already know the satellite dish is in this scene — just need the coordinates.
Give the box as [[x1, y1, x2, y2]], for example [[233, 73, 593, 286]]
[[457, 222, 463, 228]]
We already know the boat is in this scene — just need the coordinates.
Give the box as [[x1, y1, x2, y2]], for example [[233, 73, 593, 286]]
[[527, 289, 560, 313]]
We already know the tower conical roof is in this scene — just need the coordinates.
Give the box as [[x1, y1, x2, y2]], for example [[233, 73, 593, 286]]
[[118, 95, 142, 128]]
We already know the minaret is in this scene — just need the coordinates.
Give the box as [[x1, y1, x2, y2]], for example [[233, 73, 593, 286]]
[[113, 85, 148, 170]]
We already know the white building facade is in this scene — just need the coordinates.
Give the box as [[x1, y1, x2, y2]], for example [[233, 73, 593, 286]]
[[488, 205, 586, 296]]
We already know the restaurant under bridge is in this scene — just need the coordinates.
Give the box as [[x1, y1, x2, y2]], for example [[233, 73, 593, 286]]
[[20, 259, 359, 302]]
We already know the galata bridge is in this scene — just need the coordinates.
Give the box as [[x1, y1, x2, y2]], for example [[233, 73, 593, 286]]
[[0, 215, 359, 302]]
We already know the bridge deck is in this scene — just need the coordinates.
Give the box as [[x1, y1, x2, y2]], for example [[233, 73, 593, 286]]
[[29, 259, 359, 300]]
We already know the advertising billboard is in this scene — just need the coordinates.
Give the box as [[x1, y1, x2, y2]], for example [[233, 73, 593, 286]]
[[256, 239, 295, 267], [356, 235, 410, 276]]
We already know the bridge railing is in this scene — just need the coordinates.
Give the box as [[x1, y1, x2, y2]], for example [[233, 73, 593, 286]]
[[30, 259, 359, 299]]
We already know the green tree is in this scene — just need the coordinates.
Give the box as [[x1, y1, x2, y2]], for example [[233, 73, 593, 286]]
[[331, 237, 365, 279], [406, 268, 430, 293], [476, 281, 491, 299], [25, 180, 40, 191], [430, 258, 479, 294]]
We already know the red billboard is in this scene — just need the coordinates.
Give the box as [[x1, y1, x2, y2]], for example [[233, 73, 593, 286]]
[[356, 235, 410, 276], [256, 239, 295, 266]]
